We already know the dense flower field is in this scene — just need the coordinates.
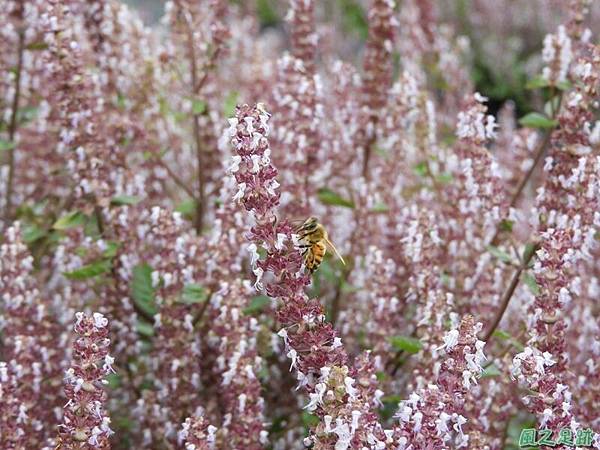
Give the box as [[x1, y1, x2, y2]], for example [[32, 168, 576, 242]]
[[0, 0, 598, 449]]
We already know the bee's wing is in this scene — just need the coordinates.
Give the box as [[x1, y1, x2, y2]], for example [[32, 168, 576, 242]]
[[324, 237, 346, 265]]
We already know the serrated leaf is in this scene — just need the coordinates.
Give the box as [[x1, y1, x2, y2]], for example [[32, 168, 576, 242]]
[[64, 259, 111, 280], [243, 295, 271, 315], [317, 188, 354, 208], [110, 195, 140, 206], [136, 320, 155, 337], [22, 224, 46, 243], [192, 99, 207, 115], [180, 283, 208, 304], [389, 335, 423, 354], [519, 112, 557, 129], [522, 272, 541, 296], [53, 211, 86, 230], [223, 91, 239, 117], [481, 363, 502, 378], [487, 245, 513, 264], [525, 75, 550, 90], [0, 139, 16, 152], [131, 263, 157, 316]]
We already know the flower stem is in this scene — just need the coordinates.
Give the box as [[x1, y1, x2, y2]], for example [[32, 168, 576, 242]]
[[481, 241, 539, 342], [4, 27, 24, 223]]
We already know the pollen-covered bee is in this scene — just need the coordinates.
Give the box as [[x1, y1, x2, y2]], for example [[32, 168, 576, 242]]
[[295, 217, 345, 273]]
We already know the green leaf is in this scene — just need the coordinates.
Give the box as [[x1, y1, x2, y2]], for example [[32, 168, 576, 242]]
[[525, 75, 550, 90], [256, 0, 279, 27], [487, 245, 513, 264], [192, 99, 207, 115], [64, 259, 112, 280], [338, 0, 368, 40], [481, 363, 502, 378], [53, 211, 86, 230], [555, 80, 572, 91], [106, 373, 121, 389], [25, 41, 48, 51], [413, 161, 428, 177], [103, 241, 120, 259], [370, 202, 389, 213], [22, 224, 47, 243], [223, 91, 239, 117], [317, 188, 355, 208], [518, 112, 557, 129], [0, 139, 16, 152], [522, 242, 537, 262], [436, 172, 453, 184], [131, 263, 157, 316], [492, 329, 511, 341], [389, 335, 423, 354], [136, 320, 155, 337], [522, 272, 541, 296], [110, 195, 140, 206], [243, 295, 271, 315], [175, 199, 196, 219], [301, 412, 319, 428], [180, 284, 209, 304], [499, 219, 514, 233]]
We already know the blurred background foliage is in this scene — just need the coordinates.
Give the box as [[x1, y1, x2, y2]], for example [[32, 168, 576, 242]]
[[124, 0, 598, 118]]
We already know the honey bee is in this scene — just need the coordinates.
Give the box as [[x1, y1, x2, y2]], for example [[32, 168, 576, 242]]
[[295, 217, 345, 273]]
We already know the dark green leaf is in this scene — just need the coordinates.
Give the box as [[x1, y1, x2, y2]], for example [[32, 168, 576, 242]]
[[223, 91, 239, 117], [389, 335, 423, 354], [317, 188, 354, 208], [338, 0, 368, 40], [499, 219, 514, 233], [487, 245, 513, 264], [518, 112, 557, 129], [522, 242, 537, 262], [131, 263, 157, 316], [180, 283, 209, 304], [522, 272, 541, 296], [243, 295, 271, 315], [64, 259, 111, 280], [22, 224, 47, 243], [110, 195, 140, 206], [53, 211, 86, 230], [555, 80, 572, 91], [256, 0, 279, 27]]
